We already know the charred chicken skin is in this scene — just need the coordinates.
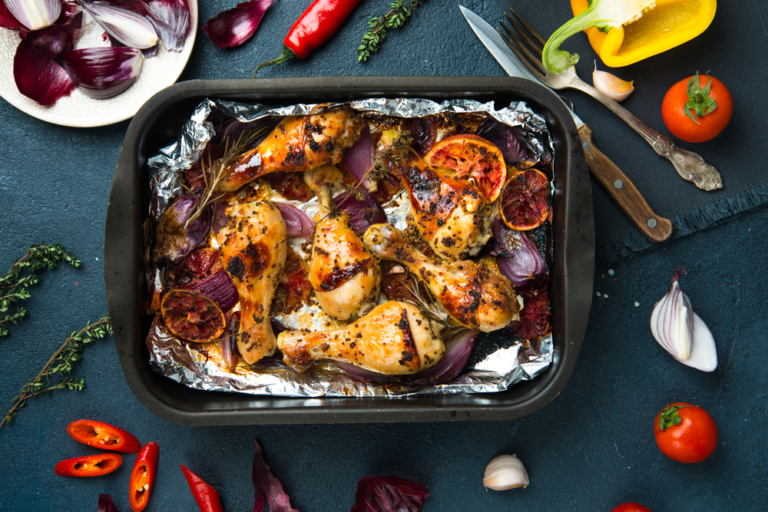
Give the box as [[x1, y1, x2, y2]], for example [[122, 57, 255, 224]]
[[216, 201, 287, 364], [363, 223, 522, 332], [383, 145, 492, 260], [305, 177, 381, 321], [277, 301, 444, 375], [220, 106, 363, 192]]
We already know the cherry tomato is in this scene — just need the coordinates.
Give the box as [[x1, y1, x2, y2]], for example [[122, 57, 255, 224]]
[[611, 504, 652, 512], [662, 72, 732, 143], [654, 402, 718, 463]]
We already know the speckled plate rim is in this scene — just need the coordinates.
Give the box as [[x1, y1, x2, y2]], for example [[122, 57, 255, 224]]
[[0, 1, 197, 128]]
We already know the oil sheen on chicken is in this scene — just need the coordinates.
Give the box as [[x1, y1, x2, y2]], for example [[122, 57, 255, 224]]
[[363, 223, 522, 332], [220, 106, 363, 192], [383, 145, 492, 260], [277, 301, 444, 375], [216, 201, 287, 364]]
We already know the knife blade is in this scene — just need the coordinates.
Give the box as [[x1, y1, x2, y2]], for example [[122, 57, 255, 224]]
[[459, 5, 672, 244]]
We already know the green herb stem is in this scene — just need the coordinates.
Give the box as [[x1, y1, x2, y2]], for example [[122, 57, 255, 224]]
[[1, 243, 81, 338], [358, 0, 426, 62], [1, 314, 112, 429]]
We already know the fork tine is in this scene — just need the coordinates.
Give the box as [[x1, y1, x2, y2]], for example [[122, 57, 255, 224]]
[[496, 27, 546, 81], [503, 12, 543, 57], [509, 8, 548, 47], [499, 21, 549, 75]]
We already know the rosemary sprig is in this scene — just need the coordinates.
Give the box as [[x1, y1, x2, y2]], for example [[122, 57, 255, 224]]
[[1, 243, 81, 337], [401, 273, 464, 340], [358, 0, 426, 62], [1, 314, 112, 429], [185, 124, 274, 227]]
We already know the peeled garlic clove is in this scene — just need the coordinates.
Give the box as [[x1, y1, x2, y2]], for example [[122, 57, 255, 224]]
[[593, 63, 634, 102], [483, 454, 529, 490]]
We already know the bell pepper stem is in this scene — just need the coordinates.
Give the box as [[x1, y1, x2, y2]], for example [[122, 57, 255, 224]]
[[254, 46, 296, 75], [543, 3, 610, 73]]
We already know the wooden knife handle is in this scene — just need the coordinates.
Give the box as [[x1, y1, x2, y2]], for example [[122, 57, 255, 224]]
[[578, 124, 672, 243]]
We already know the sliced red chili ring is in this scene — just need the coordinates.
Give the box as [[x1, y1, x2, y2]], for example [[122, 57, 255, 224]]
[[67, 419, 141, 453], [54, 453, 123, 477], [129, 442, 159, 512]]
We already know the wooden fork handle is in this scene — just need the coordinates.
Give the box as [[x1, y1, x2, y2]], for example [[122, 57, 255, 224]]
[[578, 124, 672, 243]]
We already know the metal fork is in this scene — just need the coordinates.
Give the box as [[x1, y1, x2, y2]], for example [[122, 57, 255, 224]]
[[498, 9, 722, 192]]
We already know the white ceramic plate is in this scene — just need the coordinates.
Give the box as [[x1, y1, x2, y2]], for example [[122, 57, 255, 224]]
[[0, 1, 197, 128]]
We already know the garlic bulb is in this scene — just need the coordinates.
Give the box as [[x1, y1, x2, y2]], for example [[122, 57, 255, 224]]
[[650, 269, 717, 372], [593, 63, 634, 102], [483, 454, 529, 490]]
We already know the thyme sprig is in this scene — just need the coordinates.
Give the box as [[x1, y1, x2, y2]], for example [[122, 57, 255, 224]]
[[1, 314, 112, 429], [358, 0, 426, 62], [401, 273, 465, 340], [185, 124, 274, 227], [1, 243, 81, 337]]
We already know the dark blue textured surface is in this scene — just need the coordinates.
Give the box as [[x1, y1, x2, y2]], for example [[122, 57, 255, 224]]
[[1, 1, 767, 511]]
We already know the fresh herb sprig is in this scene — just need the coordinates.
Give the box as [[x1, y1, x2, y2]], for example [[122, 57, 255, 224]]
[[1, 314, 112, 429], [0, 243, 81, 337], [358, 0, 426, 62], [185, 124, 274, 227]]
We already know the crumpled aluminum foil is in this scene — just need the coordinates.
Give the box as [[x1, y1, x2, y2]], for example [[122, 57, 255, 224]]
[[146, 97, 554, 398]]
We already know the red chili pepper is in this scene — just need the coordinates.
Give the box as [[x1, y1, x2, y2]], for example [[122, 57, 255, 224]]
[[54, 453, 123, 477], [128, 442, 159, 512], [255, 0, 362, 73], [67, 419, 141, 453], [180, 464, 223, 512]]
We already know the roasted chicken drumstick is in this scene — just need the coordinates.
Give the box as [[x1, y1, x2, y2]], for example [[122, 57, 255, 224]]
[[220, 106, 363, 192], [277, 301, 444, 375], [384, 145, 492, 260], [216, 201, 287, 364], [363, 223, 522, 332], [304, 173, 381, 321]]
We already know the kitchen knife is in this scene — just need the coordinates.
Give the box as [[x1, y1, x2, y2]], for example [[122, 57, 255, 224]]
[[460, 6, 672, 244]]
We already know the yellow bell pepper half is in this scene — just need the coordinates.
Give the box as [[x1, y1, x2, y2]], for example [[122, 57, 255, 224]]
[[570, 0, 717, 68]]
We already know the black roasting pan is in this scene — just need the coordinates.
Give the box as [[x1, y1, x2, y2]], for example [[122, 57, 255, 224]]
[[104, 76, 594, 425]]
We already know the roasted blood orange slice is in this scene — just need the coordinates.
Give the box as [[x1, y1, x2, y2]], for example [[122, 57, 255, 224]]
[[160, 289, 226, 343], [499, 169, 550, 231], [424, 134, 507, 202]]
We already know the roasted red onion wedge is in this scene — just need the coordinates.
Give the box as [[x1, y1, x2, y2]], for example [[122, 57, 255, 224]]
[[333, 190, 386, 236], [202, 0, 277, 49], [341, 124, 375, 188], [274, 202, 313, 238], [476, 120, 537, 167], [0, 0, 24, 29], [78, 0, 159, 49], [58, 47, 143, 99], [492, 216, 548, 296], [187, 271, 238, 311], [153, 194, 212, 265], [3, 0, 60, 30], [13, 12, 81, 106]]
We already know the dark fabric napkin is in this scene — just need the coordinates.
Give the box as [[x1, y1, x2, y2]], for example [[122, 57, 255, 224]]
[[495, 0, 768, 262]]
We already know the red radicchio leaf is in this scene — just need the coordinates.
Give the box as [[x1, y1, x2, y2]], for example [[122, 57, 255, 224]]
[[13, 12, 82, 106], [252, 440, 300, 512], [509, 290, 552, 340], [0, 1, 23, 29], [58, 47, 143, 99], [203, 0, 277, 49], [350, 476, 429, 512], [98, 494, 121, 512]]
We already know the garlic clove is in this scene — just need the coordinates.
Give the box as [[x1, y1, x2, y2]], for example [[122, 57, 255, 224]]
[[593, 63, 635, 102], [483, 454, 529, 491]]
